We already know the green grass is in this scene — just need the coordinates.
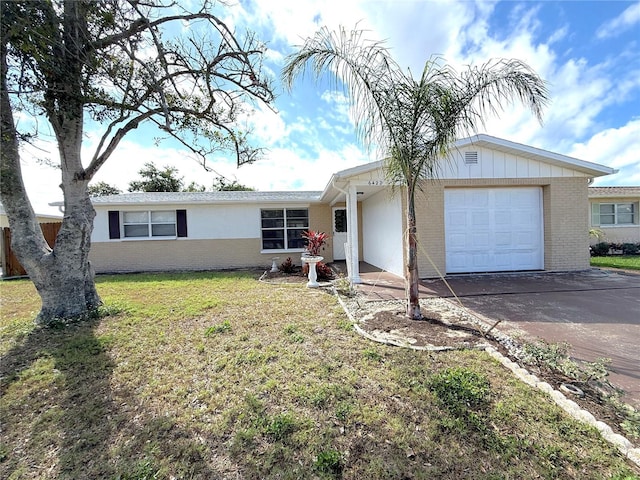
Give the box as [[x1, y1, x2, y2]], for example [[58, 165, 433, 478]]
[[591, 255, 640, 270], [1, 271, 639, 479]]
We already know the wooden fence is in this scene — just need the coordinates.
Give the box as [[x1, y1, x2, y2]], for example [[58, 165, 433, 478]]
[[1, 222, 61, 278]]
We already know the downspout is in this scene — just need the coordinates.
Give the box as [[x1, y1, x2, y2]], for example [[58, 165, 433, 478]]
[[332, 179, 362, 284]]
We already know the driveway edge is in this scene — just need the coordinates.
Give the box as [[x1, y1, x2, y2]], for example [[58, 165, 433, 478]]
[[484, 346, 640, 468]]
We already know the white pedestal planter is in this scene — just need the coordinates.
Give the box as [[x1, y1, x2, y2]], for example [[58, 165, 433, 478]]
[[301, 255, 323, 288], [270, 257, 280, 273]]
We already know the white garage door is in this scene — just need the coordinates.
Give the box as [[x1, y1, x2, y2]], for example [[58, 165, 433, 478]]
[[445, 187, 543, 273]]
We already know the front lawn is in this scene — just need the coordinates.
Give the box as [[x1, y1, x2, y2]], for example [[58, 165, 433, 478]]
[[1, 272, 638, 479], [591, 255, 640, 271]]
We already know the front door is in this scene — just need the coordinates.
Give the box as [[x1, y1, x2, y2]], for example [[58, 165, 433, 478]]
[[332, 207, 348, 260]]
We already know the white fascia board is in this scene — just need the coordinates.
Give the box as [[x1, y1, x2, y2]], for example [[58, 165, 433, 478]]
[[320, 160, 386, 202], [332, 159, 385, 180]]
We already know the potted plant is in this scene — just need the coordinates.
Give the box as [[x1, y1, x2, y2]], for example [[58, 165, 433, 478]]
[[301, 230, 328, 287]]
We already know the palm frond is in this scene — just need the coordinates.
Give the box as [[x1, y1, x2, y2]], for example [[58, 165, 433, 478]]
[[282, 26, 402, 155]]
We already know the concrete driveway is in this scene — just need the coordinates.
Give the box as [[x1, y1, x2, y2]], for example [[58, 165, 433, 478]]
[[421, 269, 640, 408]]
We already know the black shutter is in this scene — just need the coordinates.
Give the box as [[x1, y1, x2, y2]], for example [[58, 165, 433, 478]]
[[177, 209, 187, 237], [108, 211, 120, 239]]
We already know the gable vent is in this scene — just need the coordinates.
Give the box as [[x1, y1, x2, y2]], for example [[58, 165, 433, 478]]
[[464, 151, 479, 165]]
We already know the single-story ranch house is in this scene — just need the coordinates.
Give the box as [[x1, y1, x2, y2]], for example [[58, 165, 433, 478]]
[[85, 134, 618, 282], [588, 186, 640, 245]]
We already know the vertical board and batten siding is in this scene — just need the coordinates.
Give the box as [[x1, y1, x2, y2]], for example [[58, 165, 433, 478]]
[[361, 190, 404, 276], [440, 146, 586, 180], [90, 203, 332, 273]]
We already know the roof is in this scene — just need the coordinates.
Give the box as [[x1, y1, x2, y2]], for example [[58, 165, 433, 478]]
[[326, 134, 617, 180], [320, 134, 617, 202], [588, 186, 640, 198], [85, 191, 323, 206], [0, 201, 62, 219]]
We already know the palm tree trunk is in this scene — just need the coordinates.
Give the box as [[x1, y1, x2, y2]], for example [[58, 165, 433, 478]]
[[405, 184, 422, 319]]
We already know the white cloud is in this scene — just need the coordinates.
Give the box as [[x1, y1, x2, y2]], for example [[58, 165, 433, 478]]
[[596, 1, 640, 39], [571, 119, 640, 185]]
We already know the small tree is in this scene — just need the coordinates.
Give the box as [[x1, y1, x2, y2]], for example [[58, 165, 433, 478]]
[[212, 175, 255, 191], [283, 26, 548, 319], [128, 163, 185, 193], [87, 181, 122, 197]]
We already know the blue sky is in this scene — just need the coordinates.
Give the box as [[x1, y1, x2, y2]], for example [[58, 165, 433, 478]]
[[21, 0, 640, 214]]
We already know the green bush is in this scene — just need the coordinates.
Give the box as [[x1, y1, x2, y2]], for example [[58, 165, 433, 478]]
[[592, 242, 640, 256], [591, 242, 610, 256]]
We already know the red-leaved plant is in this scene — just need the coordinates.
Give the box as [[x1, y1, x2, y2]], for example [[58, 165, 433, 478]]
[[302, 230, 329, 256]]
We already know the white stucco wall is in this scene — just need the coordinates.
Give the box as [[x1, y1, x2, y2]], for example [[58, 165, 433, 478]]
[[362, 190, 403, 276], [93, 204, 270, 242]]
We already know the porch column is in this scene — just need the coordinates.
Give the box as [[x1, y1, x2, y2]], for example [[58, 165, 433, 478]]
[[347, 184, 361, 283]]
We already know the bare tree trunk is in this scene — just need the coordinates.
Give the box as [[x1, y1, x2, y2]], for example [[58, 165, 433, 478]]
[[1, 40, 101, 326], [405, 185, 423, 320]]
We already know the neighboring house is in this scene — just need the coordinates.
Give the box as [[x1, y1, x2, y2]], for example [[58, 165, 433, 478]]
[[0, 202, 62, 227], [588, 186, 640, 245], [84, 134, 615, 281]]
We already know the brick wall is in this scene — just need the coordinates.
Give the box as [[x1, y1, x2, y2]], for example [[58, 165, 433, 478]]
[[413, 177, 590, 278]]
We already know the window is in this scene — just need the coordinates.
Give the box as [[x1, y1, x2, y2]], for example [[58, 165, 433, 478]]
[[123, 210, 176, 238], [261, 208, 308, 250], [592, 203, 637, 226]]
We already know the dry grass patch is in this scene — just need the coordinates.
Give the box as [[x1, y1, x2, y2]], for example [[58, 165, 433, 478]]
[[1, 271, 638, 479]]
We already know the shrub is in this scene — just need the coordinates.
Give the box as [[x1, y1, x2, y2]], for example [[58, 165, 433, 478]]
[[302, 230, 329, 256], [520, 340, 612, 384], [302, 261, 334, 280], [279, 257, 296, 274], [591, 242, 610, 256], [622, 243, 640, 255], [316, 261, 334, 280]]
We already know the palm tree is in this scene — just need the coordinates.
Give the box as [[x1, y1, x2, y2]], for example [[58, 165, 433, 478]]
[[282, 26, 549, 319]]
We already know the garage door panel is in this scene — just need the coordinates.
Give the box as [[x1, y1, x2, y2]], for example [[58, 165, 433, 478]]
[[472, 211, 490, 226], [495, 232, 512, 246], [471, 191, 490, 206], [495, 211, 511, 225], [471, 254, 491, 270], [494, 252, 512, 269], [445, 187, 543, 273], [448, 211, 468, 228], [448, 233, 467, 248], [471, 233, 490, 248]]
